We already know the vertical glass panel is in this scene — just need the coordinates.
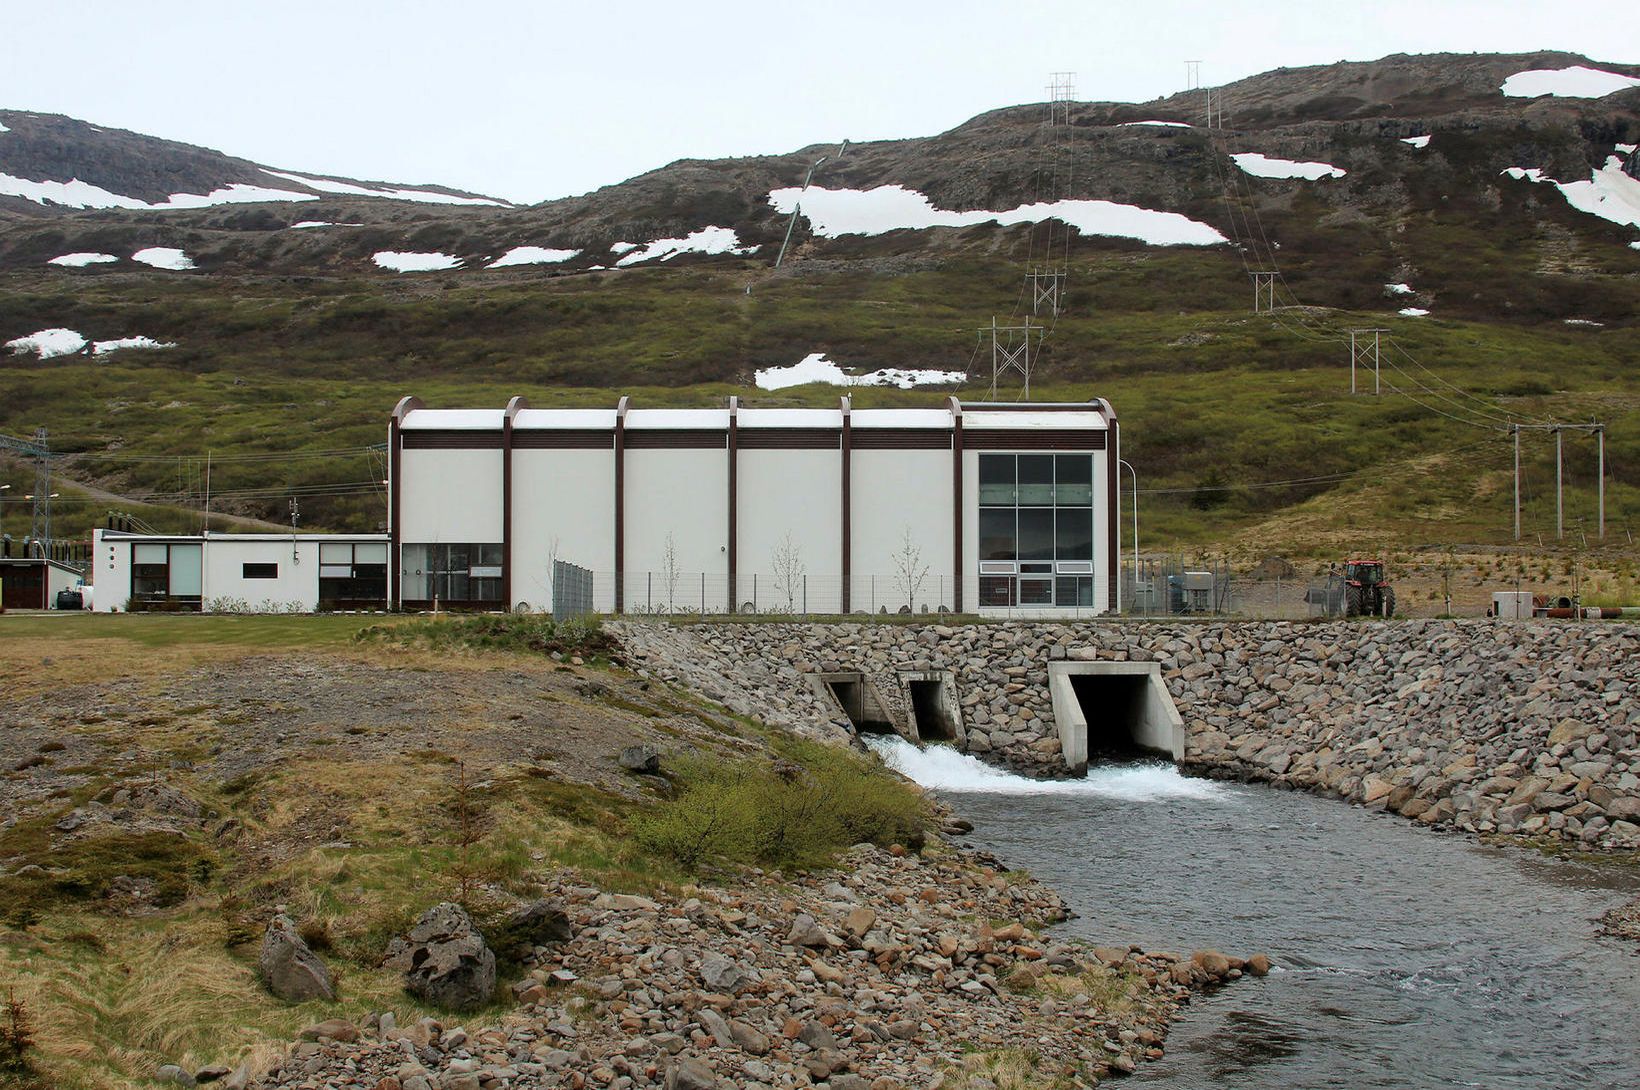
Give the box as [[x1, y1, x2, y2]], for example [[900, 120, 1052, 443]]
[[1055, 507, 1093, 561], [978, 576, 1015, 607], [354, 543, 387, 564], [168, 544, 203, 596], [979, 508, 1016, 561], [1056, 576, 1094, 606], [1018, 578, 1053, 605], [978, 454, 1015, 505], [444, 543, 472, 571], [134, 543, 169, 564], [1018, 508, 1054, 561], [401, 544, 432, 600], [319, 542, 353, 564], [479, 543, 504, 567], [1017, 455, 1054, 505], [1055, 455, 1093, 506]]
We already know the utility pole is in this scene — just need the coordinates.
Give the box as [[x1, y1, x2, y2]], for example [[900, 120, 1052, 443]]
[[1250, 271, 1276, 314], [1512, 424, 1521, 541], [1349, 329, 1386, 394], [985, 317, 1042, 399], [1045, 72, 1076, 126], [30, 427, 50, 556], [1555, 426, 1563, 541], [1027, 265, 1066, 316], [1597, 424, 1605, 540]]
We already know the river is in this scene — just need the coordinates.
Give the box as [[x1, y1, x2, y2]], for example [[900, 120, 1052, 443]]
[[866, 738, 1640, 1090]]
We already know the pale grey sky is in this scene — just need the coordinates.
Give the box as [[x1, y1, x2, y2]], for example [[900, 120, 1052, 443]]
[[3, 1, 1636, 204]]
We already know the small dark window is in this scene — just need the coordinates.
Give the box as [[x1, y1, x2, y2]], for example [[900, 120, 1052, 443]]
[[243, 562, 278, 579]]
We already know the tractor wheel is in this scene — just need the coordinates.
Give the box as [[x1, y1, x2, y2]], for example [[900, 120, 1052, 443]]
[[1345, 586, 1364, 616], [1382, 587, 1397, 618]]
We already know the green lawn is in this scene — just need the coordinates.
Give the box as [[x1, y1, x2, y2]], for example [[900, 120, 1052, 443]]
[[0, 611, 400, 649]]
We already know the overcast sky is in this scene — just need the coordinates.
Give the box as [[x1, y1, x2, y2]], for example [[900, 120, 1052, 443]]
[[3, 1, 1637, 204]]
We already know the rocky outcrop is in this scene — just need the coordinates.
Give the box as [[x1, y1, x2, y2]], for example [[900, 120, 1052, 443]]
[[258, 914, 335, 1002], [387, 903, 497, 1012], [615, 619, 1640, 850], [248, 845, 1257, 1088]]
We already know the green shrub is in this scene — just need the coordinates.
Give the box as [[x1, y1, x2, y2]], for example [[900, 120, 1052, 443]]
[[634, 743, 931, 871], [354, 614, 613, 659]]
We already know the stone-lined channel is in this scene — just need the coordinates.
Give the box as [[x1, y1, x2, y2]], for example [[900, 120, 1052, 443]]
[[869, 739, 1640, 1089]]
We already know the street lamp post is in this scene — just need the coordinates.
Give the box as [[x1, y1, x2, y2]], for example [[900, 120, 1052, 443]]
[[1117, 459, 1139, 567], [22, 492, 58, 558], [0, 483, 10, 557]]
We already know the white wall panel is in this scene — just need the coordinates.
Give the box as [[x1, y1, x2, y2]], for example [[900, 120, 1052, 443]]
[[738, 448, 842, 613], [853, 449, 954, 613], [399, 449, 503, 544], [624, 448, 729, 612], [512, 448, 616, 612]]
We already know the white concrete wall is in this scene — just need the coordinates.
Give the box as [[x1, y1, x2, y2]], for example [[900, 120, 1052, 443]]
[[203, 538, 318, 611], [738, 448, 843, 613], [91, 530, 126, 610], [512, 448, 617, 613], [46, 563, 80, 606], [852, 449, 954, 613], [623, 448, 729, 612], [398, 448, 503, 544]]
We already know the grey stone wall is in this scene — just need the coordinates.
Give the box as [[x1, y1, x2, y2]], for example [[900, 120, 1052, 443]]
[[612, 619, 1640, 850]]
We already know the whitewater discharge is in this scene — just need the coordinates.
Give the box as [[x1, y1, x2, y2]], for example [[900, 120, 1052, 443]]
[[864, 736, 1230, 802]]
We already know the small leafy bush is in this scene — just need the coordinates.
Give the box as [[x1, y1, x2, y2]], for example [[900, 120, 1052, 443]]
[[634, 742, 931, 871]]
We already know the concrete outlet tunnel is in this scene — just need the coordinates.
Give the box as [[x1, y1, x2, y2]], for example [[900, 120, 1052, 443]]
[[1048, 661, 1185, 773], [813, 670, 966, 746]]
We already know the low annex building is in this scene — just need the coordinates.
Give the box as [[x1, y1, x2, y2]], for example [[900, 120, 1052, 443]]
[[90, 532, 388, 612], [390, 395, 1122, 617]]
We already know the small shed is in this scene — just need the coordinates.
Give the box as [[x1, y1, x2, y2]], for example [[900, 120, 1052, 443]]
[[0, 557, 84, 611]]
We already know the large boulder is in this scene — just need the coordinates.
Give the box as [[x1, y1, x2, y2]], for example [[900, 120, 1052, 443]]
[[258, 914, 335, 1002], [394, 903, 496, 1011], [487, 899, 572, 959]]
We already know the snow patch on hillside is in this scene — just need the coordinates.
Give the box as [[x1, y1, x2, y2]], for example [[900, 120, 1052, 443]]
[[1398, 308, 1430, 317], [1120, 120, 1191, 128], [48, 252, 119, 267], [1502, 157, 1640, 229], [614, 226, 752, 266], [1232, 153, 1346, 180], [1400, 135, 1431, 149], [1385, 283, 1414, 294], [1501, 66, 1640, 99], [373, 251, 463, 272], [132, 247, 195, 270], [0, 120, 9, 133], [755, 353, 966, 392], [1631, 240, 1640, 250], [487, 246, 581, 268], [767, 185, 1226, 246], [290, 221, 362, 229], [609, 242, 638, 255], [0, 173, 325, 210], [6, 329, 174, 358], [262, 169, 507, 207], [154, 184, 317, 209], [1616, 143, 1637, 154], [1563, 318, 1604, 328]]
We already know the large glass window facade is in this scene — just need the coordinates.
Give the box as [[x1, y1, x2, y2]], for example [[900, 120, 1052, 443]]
[[128, 542, 203, 610], [977, 453, 1095, 608], [319, 542, 389, 606], [400, 543, 502, 605]]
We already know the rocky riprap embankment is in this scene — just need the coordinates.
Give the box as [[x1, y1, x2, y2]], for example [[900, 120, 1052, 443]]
[[244, 845, 1259, 1090], [614, 620, 1640, 851]]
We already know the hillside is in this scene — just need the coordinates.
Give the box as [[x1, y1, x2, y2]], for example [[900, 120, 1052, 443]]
[[0, 51, 1637, 555]]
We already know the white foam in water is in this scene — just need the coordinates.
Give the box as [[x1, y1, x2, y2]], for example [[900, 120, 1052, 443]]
[[865, 736, 1228, 801]]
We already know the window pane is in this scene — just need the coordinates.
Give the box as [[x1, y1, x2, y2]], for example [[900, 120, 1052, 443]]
[[978, 455, 1015, 505], [1017, 455, 1054, 505], [243, 562, 279, 579], [1018, 508, 1054, 561], [319, 542, 353, 564], [979, 508, 1016, 561], [1056, 455, 1093, 506], [1055, 575, 1094, 606], [401, 545, 431, 599], [354, 543, 387, 563], [319, 564, 353, 579], [1018, 578, 1053, 605], [134, 543, 168, 564], [479, 543, 504, 566], [443, 544, 471, 571], [979, 576, 1014, 607], [1056, 507, 1093, 561], [169, 544, 203, 596]]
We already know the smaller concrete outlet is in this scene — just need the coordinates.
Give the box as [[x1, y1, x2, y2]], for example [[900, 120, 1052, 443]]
[[811, 672, 900, 737], [1048, 661, 1185, 774], [897, 670, 966, 747]]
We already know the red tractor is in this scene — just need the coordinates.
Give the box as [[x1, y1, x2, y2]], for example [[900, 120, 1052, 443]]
[[1344, 559, 1396, 617]]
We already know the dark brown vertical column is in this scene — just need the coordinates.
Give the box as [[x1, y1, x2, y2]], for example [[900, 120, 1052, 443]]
[[614, 396, 628, 613], [727, 397, 739, 613], [1108, 418, 1121, 614], [840, 396, 852, 614], [949, 397, 964, 613], [502, 396, 527, 611], [388, 395, 423, 611]]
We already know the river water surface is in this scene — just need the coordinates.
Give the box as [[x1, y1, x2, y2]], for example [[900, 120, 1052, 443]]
[[867, 738, 1640, 1090]]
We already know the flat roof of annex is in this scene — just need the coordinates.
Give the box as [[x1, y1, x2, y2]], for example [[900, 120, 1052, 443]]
[[392, 397, 1115, 432]]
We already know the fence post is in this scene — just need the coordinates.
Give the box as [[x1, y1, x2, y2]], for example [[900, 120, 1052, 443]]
[[700, 572, 706, 615], [871, 575, 876, 614], [647, 571, 652, 613], [752, 573, 758, 614], [803, 574, 807, 617]]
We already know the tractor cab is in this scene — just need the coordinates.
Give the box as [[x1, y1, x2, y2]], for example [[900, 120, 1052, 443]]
[[1345, 560, 1383, 586]]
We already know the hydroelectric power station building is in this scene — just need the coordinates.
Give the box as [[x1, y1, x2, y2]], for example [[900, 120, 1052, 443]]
[[92, 395, 1122, 617]]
